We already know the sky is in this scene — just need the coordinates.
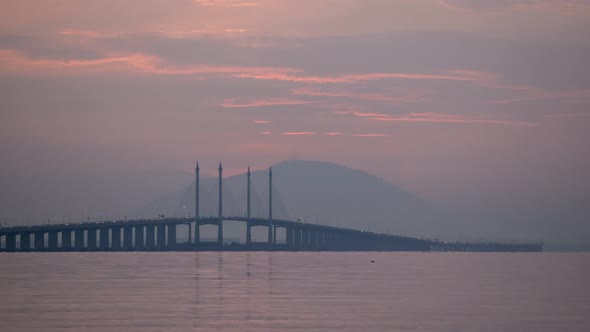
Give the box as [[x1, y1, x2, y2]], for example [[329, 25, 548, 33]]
[[1, 0, 589, 244]]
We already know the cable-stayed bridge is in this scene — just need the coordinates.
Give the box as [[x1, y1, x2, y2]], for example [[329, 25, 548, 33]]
[[0, 162, 542, 252]]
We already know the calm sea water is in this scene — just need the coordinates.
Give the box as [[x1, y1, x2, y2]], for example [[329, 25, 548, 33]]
[[0, 252, 588, 331]]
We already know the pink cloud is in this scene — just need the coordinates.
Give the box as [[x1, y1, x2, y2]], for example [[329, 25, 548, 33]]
[[340, 110, 535, 127], [292, 87, 427, 104], [323, 132, 343, 136], [351, 133, 391, 137], [234, 71, 480, 84], [260, 131, 272, 135], [194, 0, 258, 7], [58, 29, 120, 38], [221, 98, 315, 108], [543, 112, 590, 119], [0, 49, 300, 78], [353, 112, 391, 117], [281, 132, 317, 136], [371, 115, 535, 127], [252, 120, 270, 124], [491, 89, 590, 105], [437, 0, 590, 15]]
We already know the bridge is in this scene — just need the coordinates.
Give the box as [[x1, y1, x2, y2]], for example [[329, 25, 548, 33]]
[[0, 162, 542, 252]]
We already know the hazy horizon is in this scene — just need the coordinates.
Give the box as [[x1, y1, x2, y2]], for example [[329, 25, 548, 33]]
[[1, 1, 589, 249]]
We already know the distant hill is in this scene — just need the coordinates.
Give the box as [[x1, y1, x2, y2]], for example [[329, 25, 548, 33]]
[[145, 160, 441, 238]]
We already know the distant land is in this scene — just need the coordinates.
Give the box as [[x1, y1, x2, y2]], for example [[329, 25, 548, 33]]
[[0, 160, 588, 251]]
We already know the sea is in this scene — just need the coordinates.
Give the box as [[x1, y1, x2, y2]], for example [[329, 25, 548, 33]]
[[0, 252, 588, 331]]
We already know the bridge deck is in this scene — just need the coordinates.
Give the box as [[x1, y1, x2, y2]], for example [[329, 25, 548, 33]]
[[0, 216, 542, 252]]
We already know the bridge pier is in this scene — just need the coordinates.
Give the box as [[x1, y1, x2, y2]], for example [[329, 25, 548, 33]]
[[35, 231, 45, 250], [293, 227, 301, 250], [124, 226, 133, 250], [75, 229, 84, 250], [157, 224, 166, 249], [62, 230, 71, 250], [6, 233, 16, 251], [246, 222, 251, 246], [316, 231, 323, 249], [168, 224, 176, 249], [112, 227, 121, 250], [99, 228, 109, 249], [48, 231, 58, 250], [286, 226, 293, 249], [146, 225, 155, 248], [20, 232, 31, 250], [194, 221, 200, 245], [87, 229, 97, 250], [135, 225, 144, 250], [301, 228, 309, 250], [217, 220, 223, 246]]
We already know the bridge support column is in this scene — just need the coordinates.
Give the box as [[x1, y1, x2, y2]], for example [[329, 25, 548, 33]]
[[329, 232, 335, 249], [6, 234, 16, 251], [286, 226, 293, 249], [294, 227, 301, 250], [75, 229, 84, 250], [124, 226, 133, 250], [273, 226, 277, 245], [315, 231, 322, 249], [62, 230, 71, 250], [112, 227, 121, 250], [301, 228, 309, 250], [48, 231, 58, 250], [20, 232, 31, 250], [135, 225, 144, 250], [99, 228, 109, 249], [309, 229, 319, 249], [167, 224, 176, 249], [87, 229, 97, 250], [217, 220, 223, 246], [157, 224, 166, 249], [35, 231, 45, 250], [194, 221, 200, 246], [246, 222, 251, 246], [146, 225, 155, 248]]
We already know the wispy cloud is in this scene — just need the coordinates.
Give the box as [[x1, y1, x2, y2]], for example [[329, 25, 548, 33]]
[[323, 132, 343, 136], [235, 71, 480, 84], [351, 133, 391, 137], [292, 87, 427, 104], [352, 112, 391, 117], [543, 112, 590, 119], [281, 132, 317, 136], [194, 0, 258, 7], [491, 89, 590, 105], [0, 49, 299, 78], [252, 120, 270, 124], [436, 0, 590, 15], [221, 98, 315, 108], [370, 114, 536, 127], [58, 29, 120, 38]]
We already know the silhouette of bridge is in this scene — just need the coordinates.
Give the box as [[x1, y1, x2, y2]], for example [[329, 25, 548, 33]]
[[0, 162, 542, 252]]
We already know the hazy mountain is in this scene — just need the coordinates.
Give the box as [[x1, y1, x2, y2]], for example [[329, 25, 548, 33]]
[[145, 160, 441, 239], [3, 159, 588, 248]]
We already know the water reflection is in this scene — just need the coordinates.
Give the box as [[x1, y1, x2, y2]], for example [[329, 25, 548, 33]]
[[0, 252, 587, 331]]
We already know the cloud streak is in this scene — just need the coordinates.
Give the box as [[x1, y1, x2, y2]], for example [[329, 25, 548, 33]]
[[370, 114, 536, 127], [221, 98, 314, 108], [193, 0, 258, 8], [281, 132, 317, 136]]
